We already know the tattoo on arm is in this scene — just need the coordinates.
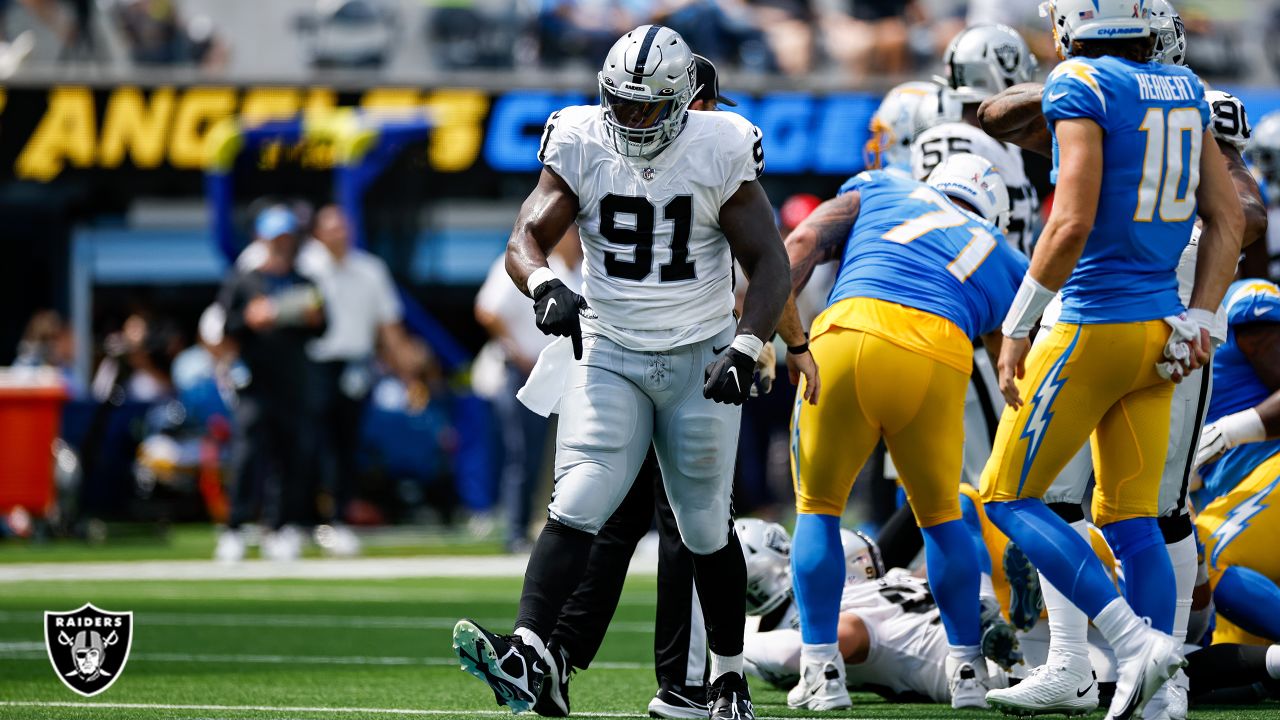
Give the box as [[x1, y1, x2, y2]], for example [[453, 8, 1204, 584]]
[[978, 83, 1052, 158], [787, 192, 860, 292], [1218, 142, 1269, 250]]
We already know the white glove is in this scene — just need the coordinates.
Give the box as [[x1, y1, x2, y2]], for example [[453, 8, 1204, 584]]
[[1195, 408, 1267, 468], [1208, 90, 1252, 153], [1157, 314, 1199, 381]]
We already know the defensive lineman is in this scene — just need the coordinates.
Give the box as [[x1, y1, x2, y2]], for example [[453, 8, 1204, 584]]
[[451, 25, 794, 720]]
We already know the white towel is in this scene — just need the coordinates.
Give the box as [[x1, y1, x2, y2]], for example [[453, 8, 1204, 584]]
[[517, 336, 573, 417]]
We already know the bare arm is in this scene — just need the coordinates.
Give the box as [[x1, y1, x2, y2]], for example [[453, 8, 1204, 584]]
[[1026, 119, 1103, 289], [1217, 141, 1268, 250], [1236, 323, 1280, 437], [785, 191, 861, 294], [978, 83, 1052, 158], [505, 168, 580, 296], [1189, 132, 1246, 314], [721, 179, 791, 343]]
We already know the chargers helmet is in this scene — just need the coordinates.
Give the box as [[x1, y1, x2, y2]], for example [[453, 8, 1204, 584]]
[[942, 24, 1039, 104], [865, 81, 937, 170], [736, 518, 793, 616], [1149, 0, 1186, 66], [1040, 0, 1152, 59], [1246, 111, 1280, 200], [839, 528, 885, 583], [927, 153, 1013, 233], [598, 25, 696, 158]]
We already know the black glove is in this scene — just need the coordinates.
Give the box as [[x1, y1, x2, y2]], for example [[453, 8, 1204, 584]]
[[703, 347, 756, 405], [532, 279, 586, 359]]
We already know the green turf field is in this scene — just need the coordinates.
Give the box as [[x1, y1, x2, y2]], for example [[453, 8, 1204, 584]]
[[0, 571, 1273, 720]]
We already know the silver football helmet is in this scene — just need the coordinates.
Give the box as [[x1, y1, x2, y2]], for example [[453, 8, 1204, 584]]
[[736, 518, 793, 616], [864, 81, 937, 170], [839, 528, 885, 584], [598, 25, 697, 158], [942, 24, 1039, 105], [1149, 0, 1186, 66], [1246, 111, 1280, 203], [927, 153, 1013, 234]]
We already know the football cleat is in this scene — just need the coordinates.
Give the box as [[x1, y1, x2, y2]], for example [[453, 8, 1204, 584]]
[[647, 683, 707, 719], [1166, 670, 1189, 720], [986, 655, 1098, 716], [786, 657, 851, 710], [981, 597, 1024, 671], [1106, 629, 1184, 720], [452, 619, 545, 714], [948, 657, 992, 710], [1003, 543, 1044, 632], [708, 672, 754, 720], [532, 642, 571, 717], [214, 528, 247, 563]]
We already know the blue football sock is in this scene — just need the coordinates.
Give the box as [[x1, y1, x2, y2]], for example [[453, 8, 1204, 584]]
[[922, 519, 982, 646], [985, 498, 1119, 618], [1215, 565, 1280, 642], [791, 513, 845, 645], [959, 493, 993, 576], [1101, 517, 1175, 633]]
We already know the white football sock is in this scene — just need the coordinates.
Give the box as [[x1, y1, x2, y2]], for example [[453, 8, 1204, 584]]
[[1266, 646, 1280, 680], [744, 629, 803, 680], [949, 644, 984, 664], [800, 641, 840, 669], [1042, 519, 1091, 663], [1092, 597, 1148, 652], [1167, 533, 1198, 645], [710, 652, 744, 682], [980, 572, 997, 604]]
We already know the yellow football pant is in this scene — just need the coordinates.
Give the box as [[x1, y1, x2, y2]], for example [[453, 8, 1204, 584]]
[[980, 321, 1174, 525], [792, 325, 968, 527]]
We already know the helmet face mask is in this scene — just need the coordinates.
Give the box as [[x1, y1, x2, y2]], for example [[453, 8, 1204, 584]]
[[1149, 0, 1186, 66], [864, 81, 936, 169], [598, 25, 696, 159]]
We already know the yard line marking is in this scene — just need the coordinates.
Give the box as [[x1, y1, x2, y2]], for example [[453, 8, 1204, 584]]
[[0, 703, 818, 720], [0, 648, 649, 670], [0, 610, 654, 633]]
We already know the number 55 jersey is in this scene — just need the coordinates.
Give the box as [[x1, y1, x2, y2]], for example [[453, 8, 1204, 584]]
[[538, 105, 764, 352]]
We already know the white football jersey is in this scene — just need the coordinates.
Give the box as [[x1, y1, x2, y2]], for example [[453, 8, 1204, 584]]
[[839, 570, 950, 703], [539, 105, 764, 352], [911, 122, 1040, 257]]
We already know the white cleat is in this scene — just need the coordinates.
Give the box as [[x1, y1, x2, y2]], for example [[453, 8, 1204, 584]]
[[986, 654, 1097, 716], [948, 657, 992, 710], [786, 658, 852, 710], [1107, 629, 1185, 720], [1142, 684, 1171, 720], [262, 525, 304, 562], [1166, 671, 1189, 720], [213, 528, 246, 563], [315, 524, 361, 557]]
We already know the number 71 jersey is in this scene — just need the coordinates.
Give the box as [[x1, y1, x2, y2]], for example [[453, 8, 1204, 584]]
[[539, 105, 764, 351]]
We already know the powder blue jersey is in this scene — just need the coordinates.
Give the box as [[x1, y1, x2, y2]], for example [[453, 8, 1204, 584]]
[[1043, 56, 1210, 324], [1196, 280, 1280, 505], [825, 170, 1028, 339]]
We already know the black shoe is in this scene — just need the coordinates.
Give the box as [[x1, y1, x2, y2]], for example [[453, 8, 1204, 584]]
[[452, 619, 545, 713], [533, 642, 572, 717], [708, 672, 754, 720], [647, 683, 708, 719]]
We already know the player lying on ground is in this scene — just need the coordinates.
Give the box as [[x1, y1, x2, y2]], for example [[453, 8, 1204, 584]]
[[451, 24, 797, 720]]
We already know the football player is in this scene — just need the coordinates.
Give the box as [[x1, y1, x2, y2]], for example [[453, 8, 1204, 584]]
[[863, 80, 938, 176], [775, 153, 1028, 710], [974, 3, 1267, 716], [1244, 111, 1280, 280], [975, 2, 1245, 718], [451, 26, 795, 720], [1193, 279, 1280, 647]]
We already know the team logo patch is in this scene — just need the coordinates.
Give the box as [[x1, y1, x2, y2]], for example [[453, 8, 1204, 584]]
[[993, 43, 1020, 73], [44, 603, 133, 697]]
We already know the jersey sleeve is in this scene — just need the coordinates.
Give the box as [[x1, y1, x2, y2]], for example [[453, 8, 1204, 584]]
[[837, 171, 877, 197], [1042, 59, 1108, 127], [1224, 281, 1280, 327], [717, 115, 765, 205], [537, 108, 583, 195]]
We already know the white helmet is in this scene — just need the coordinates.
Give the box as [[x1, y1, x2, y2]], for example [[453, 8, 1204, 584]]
[[927, 153, 1012, 234], [1245, 111, 1280, 202], [864, 81, 937, 170], [840, 528, 885, 584], [1040, 0, 1152, 59], [1149, 0, 1186, 66], [942, 24, 1039, 104], [598, 25, 696, 158], [736, 518, 793, 616], [912, 85, 966, 134]]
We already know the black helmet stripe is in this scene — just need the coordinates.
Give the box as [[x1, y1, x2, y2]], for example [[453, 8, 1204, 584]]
[[631, 25, 665, 84]]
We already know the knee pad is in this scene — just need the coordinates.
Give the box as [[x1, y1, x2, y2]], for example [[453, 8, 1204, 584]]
[[668, 413, 731, 481]]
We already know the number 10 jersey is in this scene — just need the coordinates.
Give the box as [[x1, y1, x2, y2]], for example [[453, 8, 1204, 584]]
[[539, 105, 764, 352]]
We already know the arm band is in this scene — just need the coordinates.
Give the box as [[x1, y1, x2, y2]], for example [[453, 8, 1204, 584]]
[[787, 341, 810, 355], [730, 334, 765, 362], [1002, 275, 1056, 339], [527, 267, 558, 296]]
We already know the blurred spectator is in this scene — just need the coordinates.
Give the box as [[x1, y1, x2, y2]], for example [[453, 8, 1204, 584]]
[[660, 0, 774, 70], [742, 0, 812, 75], [106, 0, 227, 70], [295, 0, 397, 69], [215, 206, 326, 563], [91, 313, 181, 404], [303, 204, 407, 556], [14, 309, 78, 390], [473, 228, 582, 552], [530, 0, 652, 67], [819, 0, 923, 80]]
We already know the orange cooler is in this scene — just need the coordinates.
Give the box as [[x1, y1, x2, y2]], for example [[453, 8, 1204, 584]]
[[0, 368, 68, 513]]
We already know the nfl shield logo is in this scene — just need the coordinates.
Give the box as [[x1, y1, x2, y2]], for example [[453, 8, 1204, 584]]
[[44, 603, 133, 697], [642, 167, 656, 181]]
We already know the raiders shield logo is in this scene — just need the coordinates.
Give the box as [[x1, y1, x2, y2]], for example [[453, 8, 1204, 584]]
[[993, 43, 1020, 74], [44, 603, 133, 697]]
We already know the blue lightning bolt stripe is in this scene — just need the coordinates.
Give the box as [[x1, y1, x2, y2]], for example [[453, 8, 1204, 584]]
[[1209, 474, 1280, 568], [1016, 326, 1082, 496]]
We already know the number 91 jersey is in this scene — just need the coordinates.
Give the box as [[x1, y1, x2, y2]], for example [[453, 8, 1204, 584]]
[[539, 105, 765, 352]]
